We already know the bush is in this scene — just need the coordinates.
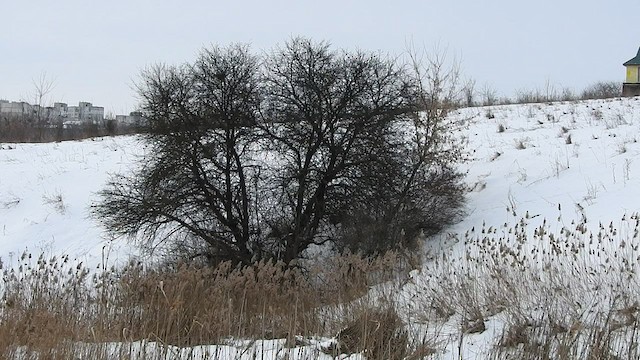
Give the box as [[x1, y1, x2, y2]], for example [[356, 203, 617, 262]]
[[581, 81, 622, 100], [0, 116, 141, 143], [326, 307, 408, 359]]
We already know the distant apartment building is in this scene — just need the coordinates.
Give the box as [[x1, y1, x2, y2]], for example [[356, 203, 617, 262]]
[[0, 100, 104, 125], [53, 102, 105, 125], [115, 111, 145, 126], [0, 100, 33, 117]]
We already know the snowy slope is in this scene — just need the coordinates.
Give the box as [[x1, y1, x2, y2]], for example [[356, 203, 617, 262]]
[[430, 97, 640, 253], [418, 97, 640, 358], [0, 136, 144, 268], [2, 97, 640, 358], [4, 98, 638, 267]]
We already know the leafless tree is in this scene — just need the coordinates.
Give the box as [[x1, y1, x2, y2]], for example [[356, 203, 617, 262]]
[[258, 38, 422, 261], [94, 45, 263, 266], [462, 79, 476, 107], [336, 45, 465, 254], [481, 83, 498, 106], [94, 39, 467, 265], [31, 72, 56, 126]]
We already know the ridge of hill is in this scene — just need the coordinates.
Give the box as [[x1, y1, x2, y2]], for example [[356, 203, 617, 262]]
[[2, 96, 640, 358]]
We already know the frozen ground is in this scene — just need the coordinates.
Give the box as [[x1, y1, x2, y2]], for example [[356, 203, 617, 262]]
[[2, 96, 640, 358], [432, 96, 640, 252], [0, 136, 144, 268], [420, 96, 640, 358]]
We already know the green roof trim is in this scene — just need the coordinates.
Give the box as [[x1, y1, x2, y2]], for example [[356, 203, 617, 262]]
[[624, 47, 640, 66]]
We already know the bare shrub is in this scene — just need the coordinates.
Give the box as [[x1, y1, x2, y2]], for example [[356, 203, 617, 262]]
[[498, 81, 619, 105], [581, 81, 622, 100], [462, 78, 476, 107], [0, 117, 141, 143], [326, 307, 408, 360], [0, 194, 21, 209], [94, 38, 465, 265], [565, 134, 572, 144], [481, 83, 498, 106], [514, 138, 527, 149], [560, 87, 576, 101], [333, 44, 466, 256], [515, 89, 546, 104], [592, 108, 604, 121], [42, 191, 66, 214]]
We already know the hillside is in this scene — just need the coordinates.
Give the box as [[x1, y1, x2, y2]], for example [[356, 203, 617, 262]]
[[414, 96, 640, 358], [3, 98, 639, 266], [433, 96, 640, 253], [0, 136, 142, 267], [1, 96, 640, 358]]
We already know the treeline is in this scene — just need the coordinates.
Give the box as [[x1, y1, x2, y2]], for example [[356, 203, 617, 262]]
[[464, 80, 624, 107], [0, 118, 142, 143]]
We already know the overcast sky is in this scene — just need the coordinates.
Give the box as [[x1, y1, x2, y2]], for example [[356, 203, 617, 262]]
[[1, 0, 639, 114]]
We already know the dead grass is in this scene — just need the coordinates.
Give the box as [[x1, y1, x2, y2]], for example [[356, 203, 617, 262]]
[[0, 118, 141, 143], [0, 250, 426, 359], [4, 212, 640, 358], [325, 307, 408, 359], [408, 212, 640, 359]]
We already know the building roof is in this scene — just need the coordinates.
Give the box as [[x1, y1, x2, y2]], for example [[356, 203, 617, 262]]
[[624, 47, 640, 66]]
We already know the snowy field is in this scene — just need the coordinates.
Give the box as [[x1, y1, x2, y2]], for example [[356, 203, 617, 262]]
[[417, 96, 640, 358], [2, 96, 640, 358], [0, 136, 143, 268], [3, 97, 639, 269], [432, 96, 640, 252]]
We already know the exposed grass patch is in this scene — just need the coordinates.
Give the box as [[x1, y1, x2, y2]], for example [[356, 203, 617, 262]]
[[0, 250, 426, 359]]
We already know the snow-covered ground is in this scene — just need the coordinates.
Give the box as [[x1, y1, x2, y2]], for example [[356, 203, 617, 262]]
[[0, 136, 144, 268], [428, 97, 640, 254], [2, 96, 640, 358], [419, 96, 640, 358]]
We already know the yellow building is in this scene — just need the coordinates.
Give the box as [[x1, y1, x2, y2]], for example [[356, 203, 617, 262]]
[[623, 47, 640, 96]]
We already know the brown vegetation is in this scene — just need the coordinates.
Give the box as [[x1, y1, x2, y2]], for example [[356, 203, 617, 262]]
[[0, 250, 421, 359], [0, 117, 141, 143]]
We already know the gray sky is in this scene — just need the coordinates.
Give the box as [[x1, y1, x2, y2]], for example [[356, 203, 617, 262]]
[[1, 0, 638, 115]]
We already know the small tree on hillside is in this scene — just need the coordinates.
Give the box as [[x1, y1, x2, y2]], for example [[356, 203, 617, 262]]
[[93, 44, 263, 266], [481, 83, 498, 106], [31, 72, 56, 120], [462, 79, 476, 107], [335, 47, 466, 254]]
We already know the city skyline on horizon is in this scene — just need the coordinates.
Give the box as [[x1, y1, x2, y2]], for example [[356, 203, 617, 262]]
[[2, 0, 639, 114]]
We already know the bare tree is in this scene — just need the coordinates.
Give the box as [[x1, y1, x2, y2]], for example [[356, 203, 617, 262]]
[[11, 72, 58, 141], [31, 72, 56, 126], [94, 39, 467, 265], [93, 44, 263, 266], [258, 38, 419, 261], [581, 81, 622, 100], [481, 83, 498, 106], [337, 46, 466, 254], [462, 78, 476, 107]]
